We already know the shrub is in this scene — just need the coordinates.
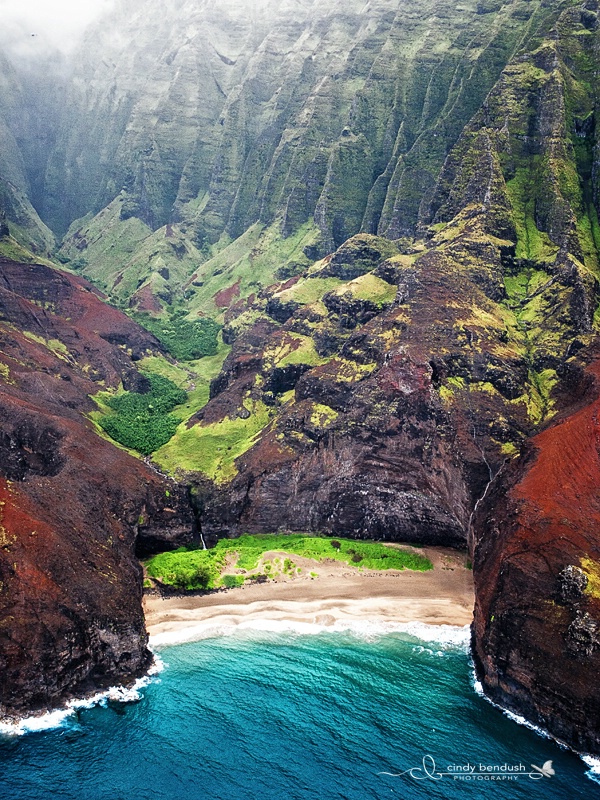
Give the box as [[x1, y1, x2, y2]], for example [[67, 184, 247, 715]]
[[222, 575, 245, 588], [169, 564, 212, 590], [99, 374, 185, 455], [135, 312, 220, 361]]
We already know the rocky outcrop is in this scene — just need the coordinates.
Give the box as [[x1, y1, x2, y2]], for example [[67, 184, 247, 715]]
[[188, 228, 544, 544], [0, 259, 196, 716], [472, 352, 600, 755]]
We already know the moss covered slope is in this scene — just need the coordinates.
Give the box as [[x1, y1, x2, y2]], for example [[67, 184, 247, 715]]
[[149, 5, 600, 550]]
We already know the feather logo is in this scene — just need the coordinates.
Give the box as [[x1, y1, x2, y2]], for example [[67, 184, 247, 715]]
[[530, 760, 555, 778]]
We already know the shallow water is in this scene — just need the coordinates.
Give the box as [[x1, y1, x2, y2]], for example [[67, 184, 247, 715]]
[[0, 628, 596, 799]]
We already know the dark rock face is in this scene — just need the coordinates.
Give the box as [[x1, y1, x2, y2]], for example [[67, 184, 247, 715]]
[[320, 236, 399, 280], [0, 260, 196, 716], [472, 354, 600, 755], [191, 232, 540, 545]]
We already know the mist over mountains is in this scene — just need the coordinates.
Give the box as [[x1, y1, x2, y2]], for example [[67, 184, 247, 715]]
[[1, 0, 557, 301]]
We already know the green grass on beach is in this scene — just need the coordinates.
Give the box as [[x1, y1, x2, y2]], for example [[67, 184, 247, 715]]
[[145, 533, 433, 591]]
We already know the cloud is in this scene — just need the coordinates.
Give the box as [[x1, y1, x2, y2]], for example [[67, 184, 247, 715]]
[[0, 0, 115, 58]]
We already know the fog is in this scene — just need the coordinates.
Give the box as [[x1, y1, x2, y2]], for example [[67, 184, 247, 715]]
[[0, 0, 115, 59]]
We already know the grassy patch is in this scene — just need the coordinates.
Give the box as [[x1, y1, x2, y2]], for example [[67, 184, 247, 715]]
[[581, 558, 600, 600], [265, 333, 328, 369], [186, 220, 320, 318], [275, 277, 344, 306], [134, 310, 220, 361], [505, 167, 560, 262], [145, 533, 433, 590], [329, 358, 378, 383], [310, 403, 338, 428], [22, 331, 70, 360], [345, 273, 397, 305], [0, 235, 55, 266], [511, 368, 558, 425], [153, 399, 272, 482], [59, 197, 152, 293], [139, 339, 230, 420], [504, 268, 552, 304]]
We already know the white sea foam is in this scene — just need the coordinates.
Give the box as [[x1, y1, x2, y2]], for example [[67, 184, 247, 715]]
[[471, 665, 552, 740], [0, 652, 165, 738], [149, 618, 471, 648], [582, 756, 600, 785], [471, 664, 600, 783]]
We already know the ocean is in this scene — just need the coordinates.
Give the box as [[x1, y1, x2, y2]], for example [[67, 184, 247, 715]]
[[0, 624, 597, 799]]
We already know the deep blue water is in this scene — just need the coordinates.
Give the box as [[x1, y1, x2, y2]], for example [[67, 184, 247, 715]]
[[0, 629, 597, 799]]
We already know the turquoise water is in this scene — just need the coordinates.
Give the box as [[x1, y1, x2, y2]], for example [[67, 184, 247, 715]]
[[0, 629, 596, 799]]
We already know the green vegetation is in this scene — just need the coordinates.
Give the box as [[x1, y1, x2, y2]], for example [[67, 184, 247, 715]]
[[581, 558, 600, 600], [139, 339, 230, 420], [137, 339, 263, 481], [59, 198, 152, 294], [145, 533, 433, 590], [186, 221, 320, 318], [329, 358, 378, 383], [438, 376, 467, 405], [21, 332, 70, 360], [0, 234, 55, 266], [96, 374, 186, 455], [501, 265, 564, 424], [274, 277, 343, 306], [505, 168, 560, 263], [153, 399, 272, 481], [504, 269, 551, 303], [135, 310, 220, 361], [265, 333, 328, 369], [344, 273, 397, 305], [309, 403, 338, 428]]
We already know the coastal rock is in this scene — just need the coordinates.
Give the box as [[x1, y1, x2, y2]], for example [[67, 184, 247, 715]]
[[0, 260, 196, 716], [472, 353, 600, 755]]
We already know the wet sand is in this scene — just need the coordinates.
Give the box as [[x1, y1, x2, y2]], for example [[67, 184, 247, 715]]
[[144, 547, 474, 645]]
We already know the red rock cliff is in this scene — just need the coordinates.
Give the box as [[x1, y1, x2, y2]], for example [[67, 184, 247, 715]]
[[472, 355, 600, 755], [0, 259, 196, 716]]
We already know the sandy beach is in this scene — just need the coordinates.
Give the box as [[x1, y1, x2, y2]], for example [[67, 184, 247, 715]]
[[144, 546, 474, 645]]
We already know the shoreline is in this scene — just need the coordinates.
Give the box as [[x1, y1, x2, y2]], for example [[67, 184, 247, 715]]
[[0, 659, 165, 737], [0, 547, 474, 736], [144, 546, 475, 646]]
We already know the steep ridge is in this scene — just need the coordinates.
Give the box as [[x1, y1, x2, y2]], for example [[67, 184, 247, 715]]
[[468, 1, 600, 754], [26, 0, 561, 310], [0, 52, 56, 259], [0, 259, 196, 716]]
